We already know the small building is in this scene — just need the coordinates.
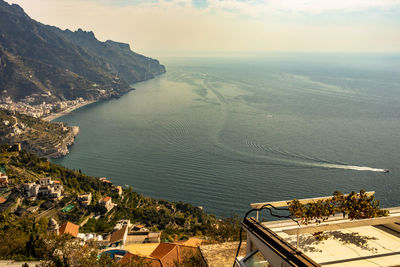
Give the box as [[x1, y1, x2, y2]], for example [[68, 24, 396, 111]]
[[126, 231, 161, 244], [0, 173, 8, 187], [38, 177, 63, 200], [59, 222, 79, 238], [52, 180, 63, 191], [99, 196, 114, 212], [78, 192, 92, 206], [23, 183, 40, 199], [39, 177, 52, 187], [113, 185, 123, 196], [115, 219, 131, 230], [109, 225, 129, 247], [99, 177, 112, 184], [77, 233, 104, 242], [121, 243, 205, 266]]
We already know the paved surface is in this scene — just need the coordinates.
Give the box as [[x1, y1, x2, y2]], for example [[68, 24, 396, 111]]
[[200, 241, 246, 267]]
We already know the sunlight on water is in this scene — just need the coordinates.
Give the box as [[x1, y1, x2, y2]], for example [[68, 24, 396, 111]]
[[53, 54, 400, 215]]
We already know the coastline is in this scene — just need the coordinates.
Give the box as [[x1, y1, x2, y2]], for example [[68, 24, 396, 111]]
[[42, 100, 97, 122]]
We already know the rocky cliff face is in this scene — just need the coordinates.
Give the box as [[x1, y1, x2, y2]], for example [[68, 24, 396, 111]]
[[0, 0, 165, 104], [53, 28, 166, 85]]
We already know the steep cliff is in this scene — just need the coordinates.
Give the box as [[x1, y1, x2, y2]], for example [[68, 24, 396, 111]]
[[0, 0, 165, 104]]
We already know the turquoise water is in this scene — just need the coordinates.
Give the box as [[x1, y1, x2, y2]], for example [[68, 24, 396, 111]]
[[53, 54, 400, 216]]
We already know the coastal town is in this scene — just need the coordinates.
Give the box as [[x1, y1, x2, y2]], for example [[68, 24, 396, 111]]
[[0, 96, 93, 121], [0, 144, 243, 266]]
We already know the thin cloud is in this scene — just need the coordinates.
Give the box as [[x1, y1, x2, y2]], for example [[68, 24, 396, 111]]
[[80, 0, 400, 15], [6, 0, 400, 54]]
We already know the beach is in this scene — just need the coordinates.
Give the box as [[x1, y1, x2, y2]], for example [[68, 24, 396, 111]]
[[42, 100, 97, 122]]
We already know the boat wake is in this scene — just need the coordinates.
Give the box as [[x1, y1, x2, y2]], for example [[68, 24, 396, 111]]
[[317, 163, 388, 172], [199, 74, 388, 174]]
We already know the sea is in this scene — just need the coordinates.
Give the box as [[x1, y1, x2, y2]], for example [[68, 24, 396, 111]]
[[52, 53, 400, 216]]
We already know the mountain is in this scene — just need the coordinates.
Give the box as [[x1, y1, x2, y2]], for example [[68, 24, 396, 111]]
[[0, 0, 165, 104], [52, 28, 166, 84]]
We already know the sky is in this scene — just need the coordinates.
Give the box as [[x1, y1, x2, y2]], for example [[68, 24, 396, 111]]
[[7, 0, 400, 57]]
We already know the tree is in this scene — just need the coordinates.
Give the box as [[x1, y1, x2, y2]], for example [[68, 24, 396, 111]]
[[39, 235, 99, 267], [288, 190, 388, 225], [287, 190, 389, 240]]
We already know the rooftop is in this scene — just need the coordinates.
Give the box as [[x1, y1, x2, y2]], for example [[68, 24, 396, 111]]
[[237, 192, 400, 267], [110, 225, 128, 244], [262, 209, 400, 266], [101, 196, 111, 203], [124, 243, 160, 257], [59, 221, 79, 238], [150, 242, 176, 259]]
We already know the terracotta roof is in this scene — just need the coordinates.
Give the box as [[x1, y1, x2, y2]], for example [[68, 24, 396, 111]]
[[119, 253, 162, 267], [53, 180, 61, 184], [59, 222, 79, 238], [0, 197, 6, 204], [123, 243, 204, 266], [150, 243, 176, 260], [101, 196, 111, 203], [110, 225, 128, 243]]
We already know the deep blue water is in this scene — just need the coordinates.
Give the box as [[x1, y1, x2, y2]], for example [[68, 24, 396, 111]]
[[52, 54, 400, 216]]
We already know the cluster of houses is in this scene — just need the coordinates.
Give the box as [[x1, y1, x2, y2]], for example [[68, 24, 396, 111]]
[[0, 96, 87, 118], [77, 193, 115, 213], [0, 168, 208, 265], [23, 177, 64, 201], [49, 217, 205, 266]]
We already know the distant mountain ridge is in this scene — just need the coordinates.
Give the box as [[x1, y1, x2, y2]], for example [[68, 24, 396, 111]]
[[0, 0, 165, 104]]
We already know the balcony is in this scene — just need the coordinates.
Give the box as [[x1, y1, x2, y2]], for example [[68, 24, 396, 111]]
[[236, 192, 400, 267]]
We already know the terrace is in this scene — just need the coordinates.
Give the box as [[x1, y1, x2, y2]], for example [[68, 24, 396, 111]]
[[235, 191, 400, 267]]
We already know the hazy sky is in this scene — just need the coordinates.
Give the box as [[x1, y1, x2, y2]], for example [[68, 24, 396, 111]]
[[7, 0, 400, 56]]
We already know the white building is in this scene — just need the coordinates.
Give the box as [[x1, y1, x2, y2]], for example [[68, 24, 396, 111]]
[[236, 191, 400, 267], [78, 192, 92, 206], [38, 177, 64, 200], [23, 183, 40, 199]]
